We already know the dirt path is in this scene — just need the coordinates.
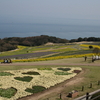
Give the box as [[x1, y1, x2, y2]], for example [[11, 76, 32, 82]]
[[1, 62, 100, 66]]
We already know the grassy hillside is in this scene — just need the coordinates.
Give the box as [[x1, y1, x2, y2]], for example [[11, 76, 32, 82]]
[[0, 42, 100, 62], [0, 43, 92, 56]]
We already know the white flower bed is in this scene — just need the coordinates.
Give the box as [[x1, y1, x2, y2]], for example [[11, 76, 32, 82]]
[[0, 67, 82, 100]]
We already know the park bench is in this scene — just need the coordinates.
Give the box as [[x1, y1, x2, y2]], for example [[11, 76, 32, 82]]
[[67, 90, 79, 98]]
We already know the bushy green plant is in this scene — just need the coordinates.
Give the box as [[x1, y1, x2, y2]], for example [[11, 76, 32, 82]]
[[0, 87, 17, 98], [37, 67, 52, 70], [0, 72, 14, 76], [22, 71, 40, 75], [54, 71, 71, 75], [25, 86, 46, 93], [57, 68, 71, 71], [14, 76, 33, 82]]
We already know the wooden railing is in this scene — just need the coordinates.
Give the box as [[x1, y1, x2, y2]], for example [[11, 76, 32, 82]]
[[74, 89, 100, 100]]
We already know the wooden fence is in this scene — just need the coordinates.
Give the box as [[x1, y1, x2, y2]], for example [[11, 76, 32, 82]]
[[45, 80, 100, 100]]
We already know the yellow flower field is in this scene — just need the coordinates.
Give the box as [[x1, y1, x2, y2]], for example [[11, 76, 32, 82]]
[[12, 53, 94, 62], [0, 67, 82, 100], [80, 44, 100, 49]]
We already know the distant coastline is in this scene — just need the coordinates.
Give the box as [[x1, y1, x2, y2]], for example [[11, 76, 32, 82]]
[[0, 23, 100, 39]]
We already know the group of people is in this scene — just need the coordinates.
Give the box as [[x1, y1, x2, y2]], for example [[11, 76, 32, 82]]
[[92, 55, 100, 60], [84, 55, 100, 62], [92, 55, 100, 62], [1, 59, 12, 63]]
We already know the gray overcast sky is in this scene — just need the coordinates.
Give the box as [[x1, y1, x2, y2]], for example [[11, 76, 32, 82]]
[[0, 0, 100, 23], [0, 0, 100, 39]]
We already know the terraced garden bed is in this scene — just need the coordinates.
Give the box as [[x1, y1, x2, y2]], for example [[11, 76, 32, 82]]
[[0, 51, 56, 59], [0, 67, 82, 100]]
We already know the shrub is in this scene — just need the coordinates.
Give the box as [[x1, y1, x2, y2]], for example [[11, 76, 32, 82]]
[[54, 71, 71, 75], [22, 71, 40, 75], [14, 76, 33, 82], [57, 68, 71, 71], [0, 87, 17, 98], [89, 45, 93, 49], [0, 72, 14, 76], [37, 68, 52, 70], [25, 86, 46, 93]]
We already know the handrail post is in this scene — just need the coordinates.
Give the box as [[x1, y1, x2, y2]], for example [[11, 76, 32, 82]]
[[60, 93, 62, 99], [86, 92, 89, 100], [82, 86, 84, 91], [98, 81, 100, 85]]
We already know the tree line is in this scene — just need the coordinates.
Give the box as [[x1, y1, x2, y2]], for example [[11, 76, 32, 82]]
[[69, 37, 100, 42], [0, 35, 68, 52], [0, 35, 100, 52]]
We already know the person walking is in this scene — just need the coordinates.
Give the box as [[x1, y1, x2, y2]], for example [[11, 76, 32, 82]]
[[84, 56, 87, 61]]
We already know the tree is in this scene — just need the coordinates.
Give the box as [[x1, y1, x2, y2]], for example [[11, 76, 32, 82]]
[[77, 37, 83, 42], [22, 40, 32, 46], [89, 45, 93, 49], [93, 47, 100, 55]]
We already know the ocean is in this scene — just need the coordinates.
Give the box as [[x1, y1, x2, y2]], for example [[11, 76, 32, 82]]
[[0, 23, 100, 40]]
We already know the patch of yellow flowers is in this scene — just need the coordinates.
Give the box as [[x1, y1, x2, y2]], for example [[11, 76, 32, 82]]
[[80, 44, 100, 49], [12, 53, 94, 62], [0, 67, 82, 100]]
